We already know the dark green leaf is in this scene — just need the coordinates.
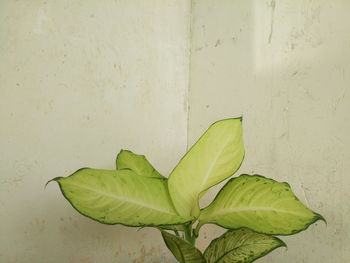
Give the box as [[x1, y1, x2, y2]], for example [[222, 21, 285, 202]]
[[204, 228, 286, 263], [161, 230, 206, 263]]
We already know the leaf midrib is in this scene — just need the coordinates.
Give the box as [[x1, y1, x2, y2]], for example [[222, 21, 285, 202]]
[[199, 135, 232, 191], [68, 181, 179, 216], [202, 206, 310, 221]]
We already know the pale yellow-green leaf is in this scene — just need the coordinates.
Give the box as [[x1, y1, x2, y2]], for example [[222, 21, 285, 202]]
[[116, 149, 164, 179], [161, 230, 206, 263], [50, 168, 192, 226], [198, 174, 324, 235], [204, 228, 286, 263], [168, 118, 244, 218]]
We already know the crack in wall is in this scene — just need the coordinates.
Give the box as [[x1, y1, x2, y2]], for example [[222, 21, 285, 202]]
[[186, 0, 194, 151], [268, 0, 276, 44]]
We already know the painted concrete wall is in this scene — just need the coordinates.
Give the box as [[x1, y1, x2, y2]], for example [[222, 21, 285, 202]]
[[1, 0, 349, 262], [189, 0, 350, 262], [0, 1, 190, 262]]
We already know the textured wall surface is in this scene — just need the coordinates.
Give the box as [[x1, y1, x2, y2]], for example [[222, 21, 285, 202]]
[[189, 0, 350, 262], [0, 1, 190, 262], [1, 0, 349, 262]]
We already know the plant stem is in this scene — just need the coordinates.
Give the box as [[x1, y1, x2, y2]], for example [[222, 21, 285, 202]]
[[184, 224, 196, 246], [194, 223, 201, 237]]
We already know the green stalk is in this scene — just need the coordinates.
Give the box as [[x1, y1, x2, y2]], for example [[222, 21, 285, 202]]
[[174, 230, 180, 237], [184, 224, 196, 246], [194, 223, 201, 237]]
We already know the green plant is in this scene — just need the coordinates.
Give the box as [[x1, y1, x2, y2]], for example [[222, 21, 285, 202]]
[[49, 117, 324, 262]]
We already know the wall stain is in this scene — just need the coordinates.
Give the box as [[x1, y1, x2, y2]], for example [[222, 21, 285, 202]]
[[292, 70, 298, 76], [231, 36, 237, 44], [289, 1, 323, 49], [214, 39, 222, 47], [332, 86, 347, 112], [0, 175, 24, 185], [127, 245, 165, 263], [268, 0, 276, 44]]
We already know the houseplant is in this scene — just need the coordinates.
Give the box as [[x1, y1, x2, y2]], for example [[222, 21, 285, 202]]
[[48, 117, 324, 262]]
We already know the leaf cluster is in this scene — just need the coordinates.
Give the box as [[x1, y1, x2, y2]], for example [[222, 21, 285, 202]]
[[49, 118, 324, 262]]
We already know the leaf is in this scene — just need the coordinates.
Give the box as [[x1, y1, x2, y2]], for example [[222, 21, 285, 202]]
[[168, 118, 244, 217], [49, 168, 192, 226], [203, 228, 286, 263], [198, 174, 325, 235], [160, 224, 186, 232], [116, 150, 183, 229], [161, 230, 206, 263], [116, 149, 165, 179]]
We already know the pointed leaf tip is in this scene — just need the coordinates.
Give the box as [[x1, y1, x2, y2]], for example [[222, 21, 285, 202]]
[[315, 213, 327, 225], [45, 177, 63, 189]]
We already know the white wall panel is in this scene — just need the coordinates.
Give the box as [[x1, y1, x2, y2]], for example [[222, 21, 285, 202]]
[[0, 1, 190, 262], [188, 1, 349, 262]]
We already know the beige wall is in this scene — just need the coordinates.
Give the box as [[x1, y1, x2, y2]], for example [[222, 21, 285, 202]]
[[189, 0, 350, 262], [1, 0, 349, 262], [0, 1, 190, 262]]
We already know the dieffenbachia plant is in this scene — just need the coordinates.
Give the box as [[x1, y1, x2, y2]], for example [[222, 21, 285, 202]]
[[49, 117, 325, 262]]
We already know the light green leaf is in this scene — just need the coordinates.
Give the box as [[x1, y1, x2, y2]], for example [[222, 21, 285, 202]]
[[198, 174, 325, 235], [204, 228, 286, 263], [49, 168, 192, 226], [116, 150, 182, 229], [161, 230, 206, 263], [116, 149, 165, 179], [168, 118, 244, 218]]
